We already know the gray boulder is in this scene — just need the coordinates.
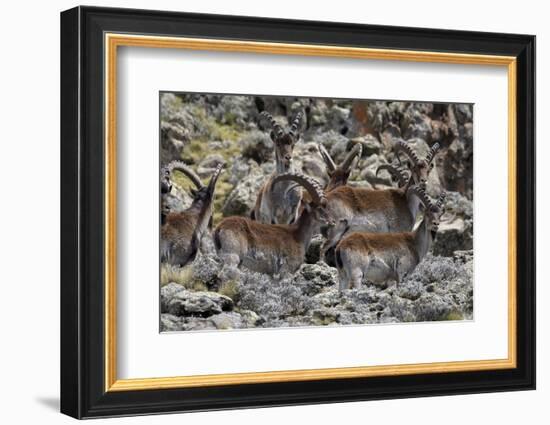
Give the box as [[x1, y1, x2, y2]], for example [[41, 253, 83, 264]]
[[209, 310, 261, 330], [160, 314, 184, 332], [160, 283, 186, 313], [432, 191, 473, 257], [162, 183, 193, 214], [294, 262, 338, 295], [197, 154, 225, 177], [166, 289, 234, 317], [240, 130, 274, 164], [222, 166, 266, 216]]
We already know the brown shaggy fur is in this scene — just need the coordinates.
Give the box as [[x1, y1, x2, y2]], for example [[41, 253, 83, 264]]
[[327, 186, 408, 213], [337, 231, 416, 254]]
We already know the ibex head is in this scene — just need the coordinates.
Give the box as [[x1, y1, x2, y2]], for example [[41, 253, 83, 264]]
[[318, 142, 363, 191], [407, 185, 446, 238], [162, 160, 225, 206], [260, 111, 304, 172], [395, 141, 440, 187], [273, 173, 334, 226]]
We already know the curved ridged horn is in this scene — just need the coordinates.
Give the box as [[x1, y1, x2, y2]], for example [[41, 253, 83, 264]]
[[434, 191, 447, 212], [407, 185, 436, 212], [376, 164, 410, 187], [340, 143, 363, 172], [165, 161, 204, 189], [273, 173, 326, 205], [260, 111, 284, 138], [318, 144, 336, 172], [425, 142, 441, 164], [288, 111, 304, 137], [206, 162, 225, 190], [395, 140, 422, 166]]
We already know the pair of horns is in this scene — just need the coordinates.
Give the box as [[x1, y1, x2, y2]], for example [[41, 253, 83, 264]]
[[260, 111, 303, 139], [162, 161, 204, 189], [376, 163, 411, 187], [395, 140, 440, 167], [318, 142, 363, 173], [407, 185, 446, 215], [288, 111, 303, 137], [272, 173, 326, 205]]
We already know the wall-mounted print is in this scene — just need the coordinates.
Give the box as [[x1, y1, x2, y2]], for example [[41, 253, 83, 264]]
[[159, 93, 473, 332]]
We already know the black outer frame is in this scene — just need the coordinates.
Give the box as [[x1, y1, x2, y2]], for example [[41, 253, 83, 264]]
[[60, 5, 536, 419]]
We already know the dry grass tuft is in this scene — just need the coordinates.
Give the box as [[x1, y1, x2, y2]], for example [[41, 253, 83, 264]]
[[160, 263, 208, 291]]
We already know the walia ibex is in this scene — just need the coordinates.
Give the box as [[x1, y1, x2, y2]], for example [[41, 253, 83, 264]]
[[161, 161, 224, 267], [394, 140, 440, 187], [320, 141, 441, 260], [214, 173, 334, 279], [335, 186, 446, 291], [252, 110, 304, 224], [317, 142, 363, 191]]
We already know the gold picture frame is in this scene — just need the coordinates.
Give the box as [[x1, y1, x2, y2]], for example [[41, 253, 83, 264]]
[[104, 33, 517, 392]]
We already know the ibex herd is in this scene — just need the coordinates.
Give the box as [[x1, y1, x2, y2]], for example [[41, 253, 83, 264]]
[[161, 110, 446, 292]]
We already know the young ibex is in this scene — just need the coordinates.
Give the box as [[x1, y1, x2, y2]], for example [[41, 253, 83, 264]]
[[161, 161, 224, 267], [335, 186, 446, 291], [214, 173, 334, 279], [252, 111, 304, 224], [320, 141, 440, 261]]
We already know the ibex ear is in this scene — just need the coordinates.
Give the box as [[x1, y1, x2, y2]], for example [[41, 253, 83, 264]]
[[270, 131, 276, 142]]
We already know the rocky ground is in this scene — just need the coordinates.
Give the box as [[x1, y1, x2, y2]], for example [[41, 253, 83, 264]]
[[159, 93, 474, 331]]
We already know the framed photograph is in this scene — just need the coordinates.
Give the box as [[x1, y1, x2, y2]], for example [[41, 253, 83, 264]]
[[60, 6, 535, 419]]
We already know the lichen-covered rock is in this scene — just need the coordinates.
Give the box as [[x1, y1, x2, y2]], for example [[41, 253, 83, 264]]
[[311, 130, 349, 150], [190, 255, 222, 289], [209, 311, 261, 329], [166, 289, 234, 317], [160, 283, 186, 313], [402, 104, 433, 142], [441, 136, 473, 198], [162, 183, 193, 214], [222, 166, 266, 216], [160, 314, 184, 332], [305, 234, 324, 264], [432, 191, 473, 256], [240, 130, 274, 164], [197, 154, 225, 177], [294, 262, 338, 295]]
